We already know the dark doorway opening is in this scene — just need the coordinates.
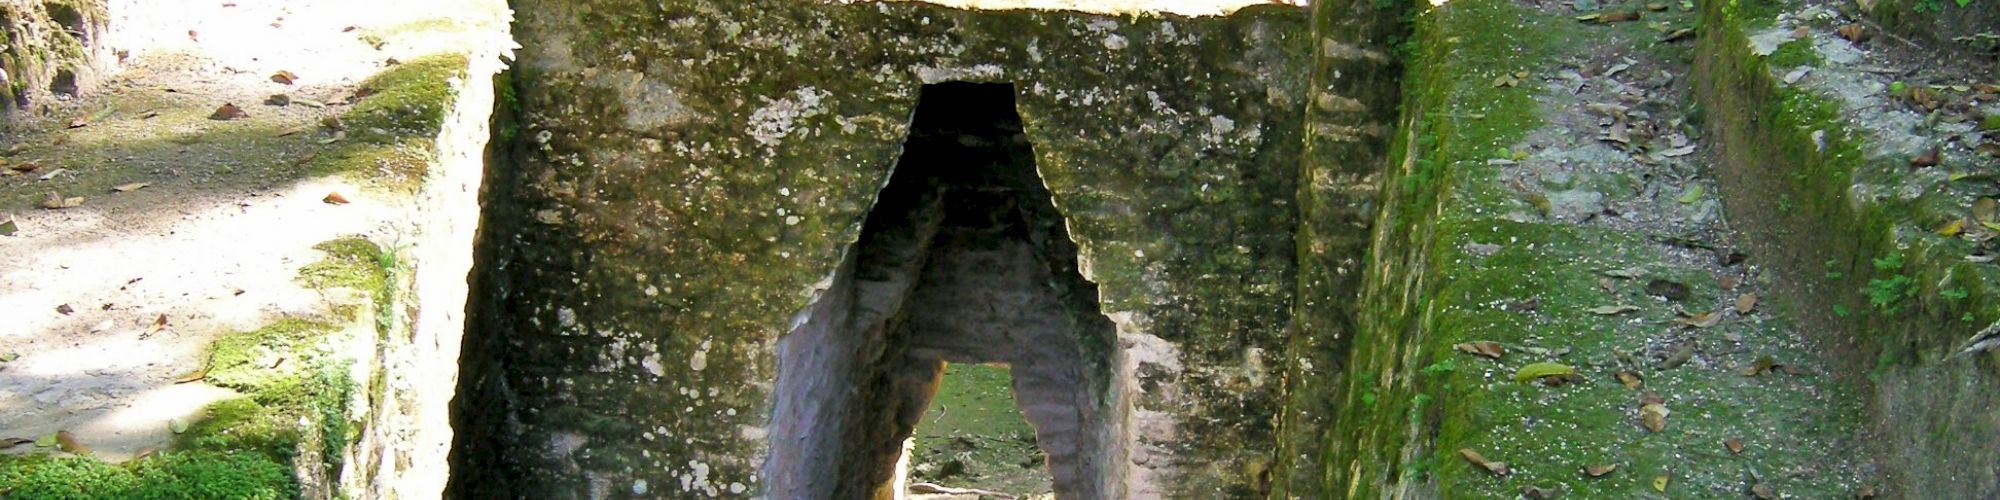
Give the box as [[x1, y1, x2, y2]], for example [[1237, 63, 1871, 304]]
[[766, 82, 1121, 499]]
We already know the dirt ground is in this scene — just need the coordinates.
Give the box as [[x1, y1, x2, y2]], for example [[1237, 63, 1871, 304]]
[[0, 0, 500, 461]]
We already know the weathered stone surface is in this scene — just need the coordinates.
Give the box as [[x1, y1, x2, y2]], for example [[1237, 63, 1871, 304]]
[[1269, 0, 1402, 496], [453, 1, 1341, 497], [1696, 1, 2000, 496], [0, 0, 110, 122]]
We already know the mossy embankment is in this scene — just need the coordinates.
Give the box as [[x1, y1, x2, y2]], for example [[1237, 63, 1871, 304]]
[[1320, 0, 1873, 496], [1694, 0, 2000, 495], [0, 238, 389, 499]]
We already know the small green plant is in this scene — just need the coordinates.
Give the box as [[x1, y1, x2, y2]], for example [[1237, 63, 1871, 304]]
[[1873, 254, 1905, 271], [1966, 313, 1978, 323], [1834, 304, 1852, 317], [1942, 287, 1969, 301], [1361, 390, 1379, 409], [1866, 275, 1915, 313], [1865, 254, 1915, 313], [1778, 195, 1794, 213], [1420, 359, 1458, 378]]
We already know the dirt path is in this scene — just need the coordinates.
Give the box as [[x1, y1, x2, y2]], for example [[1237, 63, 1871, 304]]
[[0, 0, 498, 461]]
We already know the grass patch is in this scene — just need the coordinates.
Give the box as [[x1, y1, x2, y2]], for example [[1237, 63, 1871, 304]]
[[0, 451, 296, 499], [909, 363, 1048, 495]]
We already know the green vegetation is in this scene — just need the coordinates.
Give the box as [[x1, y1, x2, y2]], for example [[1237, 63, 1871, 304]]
[[1766, 39, 1822, 69], [0, 237, 388, 498], [1865, 254, 1915, 314], [0, 452, 294, 499], [909, 363, 1048, 495], [309, 53, 469, 190]]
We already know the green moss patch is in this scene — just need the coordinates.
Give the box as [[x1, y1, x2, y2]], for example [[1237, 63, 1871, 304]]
[[0, 451, 296, 499], [307, 53, 467, 190], [1, 237, 388, 497]]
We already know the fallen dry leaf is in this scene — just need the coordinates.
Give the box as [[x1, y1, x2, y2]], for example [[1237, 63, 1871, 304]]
[[1661, 28, 1694, 43], [1640, 402, 1669, 432], [40, 192, 85, 209], [1838, 24, 1868, 43], [1720, 274, 1741, 290], [1616, 370, 1644, 389], [1939, 218, 1967, 237], [1736, 294, 1758, 314], [270, 70, 299, 85], [174, 366, 210, 384], [323, 192, 350, 205], [1726, 437, 1744, 454], [1458, 448, 1511, 476], [1975, 198, 1997, 224], [1589, 305, 1641, 315], [1911, 147, 1940, 168], [133, 446, 159, 461], [7, 162, 37, 173], [55, 430, 88, 454], [1654, 473, 1670, 492], [55, 303, 74, 315], [0, 218, 14, 236], [1585, 463, 1617, 477], [210, 103, 248, 120], [1454, 341, 1505, 359], [0, 437, 33, 450], [112, 182, 150, 193], [141, 314, 170, 338], [1589, 10, 1641, 23], [1658, 342, 1696, 369], [1515, 362, 1578, 383], [1678, 310, 1722, 328]]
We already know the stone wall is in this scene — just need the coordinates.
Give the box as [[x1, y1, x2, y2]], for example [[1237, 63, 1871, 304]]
[[452, 1, 1329, 497], [0, 0, 110, 122]]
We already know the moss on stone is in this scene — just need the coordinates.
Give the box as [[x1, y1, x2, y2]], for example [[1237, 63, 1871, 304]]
[[464, 1, 1314, 496], [308, 53, 467, 190], [1694, 0, 2000, 495], [0, 451, 296, 500]]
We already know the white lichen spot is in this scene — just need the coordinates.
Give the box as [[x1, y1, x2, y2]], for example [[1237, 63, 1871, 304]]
[[1209, 115, 1236, 135], [633, 479, 649, 495], [747, 87, 832, 147], [643, 352, 664, 377], [730, 483, 747, 494], [690, 341, 711, 371], [1103, 34, 1128, 50], [558, 307, 577, 328], [1027, 40, 1044, 63]]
